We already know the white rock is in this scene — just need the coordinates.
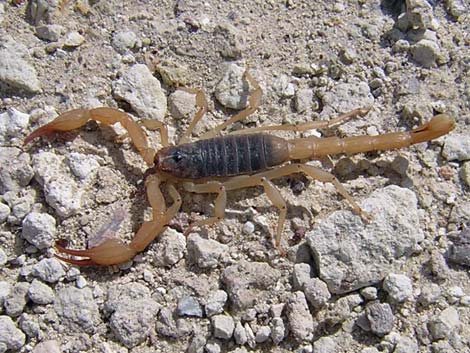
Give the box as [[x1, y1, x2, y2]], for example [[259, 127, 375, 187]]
[[0, 108, 30, 144], [0, 37, 41, 93], [215, 64, 250, 110], [383, 273, 413, 303], [112, 64, 167, 120], [22, 212, 57, 249], [0, 316, 26, 351]]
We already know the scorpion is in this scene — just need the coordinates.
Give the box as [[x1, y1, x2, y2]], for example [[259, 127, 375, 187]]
[[24, 71, 455, 266]]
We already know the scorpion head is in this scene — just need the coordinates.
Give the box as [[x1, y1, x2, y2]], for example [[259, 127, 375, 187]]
[[154, 145, 199, 179]]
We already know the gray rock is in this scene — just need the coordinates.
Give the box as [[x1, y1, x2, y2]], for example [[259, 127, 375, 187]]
[[293, 263, 331, 309], [177, 296, 203, 317], [383, 273, 413, 303], [187, 234, 228, 269], [0, 147, 34, 194], [0, 316, 25, 351], [428, 307, 460, 341], [272, 74, 295, 98], [418, 283, 442, 307], [31, 340, 61, 353], [151, 228, 186, 267], [0, 281, 11, 307], [18, 313, 40, 339], [0, 108, 29, 145], [35, 24, 64, 42], [294, 88, 315, 113], [27, 279, 54, 305], [313, 336, 336, 353], [320, 80, 374, 120], [112, 64, 167, 120], [0, 248, 6, 266], [105, 282, 161, 347], [271, 317, 285, 345], [411, 39, 447, 68], [205, 342, 221, 353], [28, 0, 60, 25], [22, 212, 56, 250], [446, 228, 470, 267], [54, 287, 100, 334], [205, 290, 228, 317], [4, 282, 29, 317], [222, 260, 281, 310], [44, 179, 82, 218], [461, 162, 470, 188], [168, 89, 198, 121], [0, 203, 10, 224], [212, 314, 235, 340], [393, 336, 419, 353], [244, 323, 256, 348], [66, 152, 100, 181], [430, 249, 450, 280], [255, 325, 271, 343], [3, 190, 36, 225], [63, 31, 85, 48], [325, 294, 363, 325], [306, 186, 423, 294], [358, 302, 394, 337], [443, 133, 470, 161], [0, 37, 41, 94], [234, 321, 247, 345], [156, 307, 180, 338], [32, 258, 65, 283], [215, 64, 251, 110], [112, 31, 137, 54], [446, 0, 467, 19], [360, 287, 378, 301], [109, 298, 160, 348], [406, 0, 435, 30], [105, 282, 151, 312], [214, 23, 243, 59], [446, 286, 464, 304], [286, 291, 314, 342]]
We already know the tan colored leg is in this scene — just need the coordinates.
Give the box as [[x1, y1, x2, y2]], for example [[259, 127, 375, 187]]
[[130, 182, 182, 252], [178, 88, 209, 144], [258, 164, 369, 220], [229, 107, 370, 135], [140, 119, 170, 147], [182, 181, 226, 235], [200, 70, 262, 139], [260, 177, 287, 247]]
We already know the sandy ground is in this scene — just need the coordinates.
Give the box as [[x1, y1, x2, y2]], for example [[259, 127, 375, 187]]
[[0, 0, 469, 352]]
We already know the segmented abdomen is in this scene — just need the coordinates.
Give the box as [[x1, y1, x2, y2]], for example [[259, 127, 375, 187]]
[[192, 134, 288, 178]]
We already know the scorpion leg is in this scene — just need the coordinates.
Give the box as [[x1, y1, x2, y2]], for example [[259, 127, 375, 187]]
[[24, 107, 156, 165], [178, 88, 209, 144], [182, 181, 227, 235], [259, 163, 370, 220], [229, 107, 370, 135], [200, 70, 262, 139]]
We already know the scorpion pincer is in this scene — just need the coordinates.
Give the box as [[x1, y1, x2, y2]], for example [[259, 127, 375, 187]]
[[24, 71, 455, 266]]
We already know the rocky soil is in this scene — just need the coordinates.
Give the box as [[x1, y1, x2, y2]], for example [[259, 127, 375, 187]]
[[0, 0, 469, 352]]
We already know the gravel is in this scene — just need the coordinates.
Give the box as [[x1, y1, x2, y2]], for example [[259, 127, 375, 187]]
[[1, 1, 468, 352]]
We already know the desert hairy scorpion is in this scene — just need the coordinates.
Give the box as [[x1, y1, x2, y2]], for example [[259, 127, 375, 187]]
[[24, 71, 455, 266]]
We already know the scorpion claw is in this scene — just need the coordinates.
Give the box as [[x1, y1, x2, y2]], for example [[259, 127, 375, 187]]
[[54, 238, 138, 266]]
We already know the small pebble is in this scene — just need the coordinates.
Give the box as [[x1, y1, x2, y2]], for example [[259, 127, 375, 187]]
[[21, 212, 56, 250], [212, 314, 235, 340], [383, 273, 413, 303], [28, 279, 54, 305], [32, 258, 66, 283], [205, 290, 228, 317], [63, 31, 85, 48], [177, 296, 203, 317]]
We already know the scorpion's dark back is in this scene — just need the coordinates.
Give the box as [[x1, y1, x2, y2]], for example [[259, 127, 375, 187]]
[[157, 134, 289, 179]]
